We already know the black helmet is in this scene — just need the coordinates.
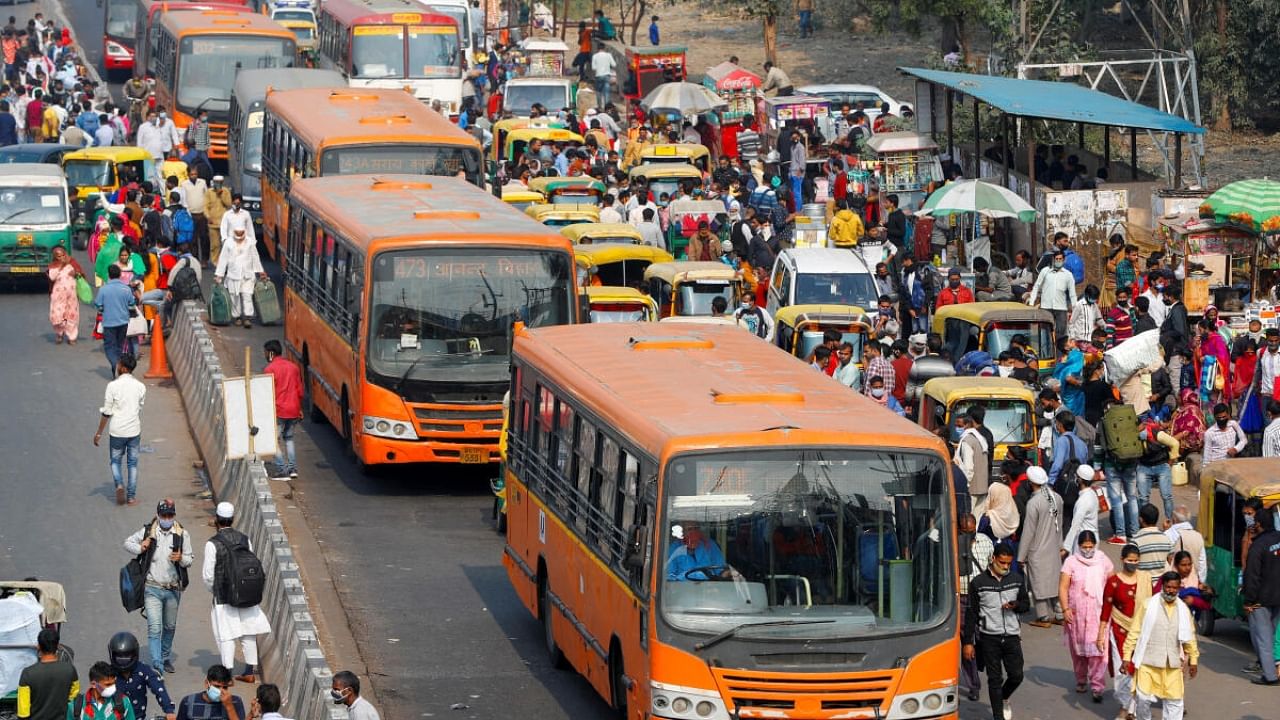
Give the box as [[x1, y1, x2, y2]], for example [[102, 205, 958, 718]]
[[108, 632, 139, 671]]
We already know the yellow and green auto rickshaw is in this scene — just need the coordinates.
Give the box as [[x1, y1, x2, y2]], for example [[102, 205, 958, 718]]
[[61, 146, 154, 248], [500, 187, 546, 213], [639, 143, 711, 174], [524, 203, 600, 227], [492, 124, 581, 167], [575, 242, 673, 288], [918, 377, 1038, 463], [932, 302, 1057, 377], [1198, 458, 1280, 636], [527, 176, 606, 206], [643, 261, 742, 318], [772, 304, 871, 364], [561, 223, 644, 246], [582, 285, 659, 323], [628, 162, 704, 207]]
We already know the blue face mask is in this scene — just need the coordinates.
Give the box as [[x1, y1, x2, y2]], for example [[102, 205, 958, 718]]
[[158, 519, 174, 530], [206, 686, 222, 703]]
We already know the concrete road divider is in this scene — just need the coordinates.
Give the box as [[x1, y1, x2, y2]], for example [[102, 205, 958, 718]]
[[167, 301, 344, 720]]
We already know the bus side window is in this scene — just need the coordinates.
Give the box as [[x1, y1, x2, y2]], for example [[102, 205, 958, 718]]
[[597, 435, 620, 560], [574, 420, 596, 535]]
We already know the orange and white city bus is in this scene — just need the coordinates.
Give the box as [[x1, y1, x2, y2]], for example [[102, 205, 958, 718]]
[[316, 0, 463, 112], [108, 0, 250, 78], [284, 174, 579, 467], [504, 322, 959, 720], [150, 10, 296, 160], [259, 86, 481, 260]]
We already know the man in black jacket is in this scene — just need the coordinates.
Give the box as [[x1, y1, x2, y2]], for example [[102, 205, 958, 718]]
[[1243, 503, 1280, 686], [1160, 284, 1190, 356], [963, 542, 1030, 720], [883, 193, 906, 249], [1133, 295, 1158, 335]]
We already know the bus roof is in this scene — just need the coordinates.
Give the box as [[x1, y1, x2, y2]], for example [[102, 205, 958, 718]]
[[265, 87, 479, 150], [318, 0, 457, 28], [232, 68, 345, 108], [160, 8, 295, 35], [514, 322, 946, 458], [288, 174, 572, 252]]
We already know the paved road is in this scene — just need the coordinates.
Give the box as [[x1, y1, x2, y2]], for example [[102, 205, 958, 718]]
[[0, 268, 239, 712]]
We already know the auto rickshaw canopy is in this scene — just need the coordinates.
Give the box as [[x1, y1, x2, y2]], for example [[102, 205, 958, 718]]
[[562, 223, 645, 245], [930, 301, 1055, 334], [921, 376, 1035, 406]]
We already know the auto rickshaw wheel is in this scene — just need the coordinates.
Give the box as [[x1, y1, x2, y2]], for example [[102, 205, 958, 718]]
[[73, 229, 88, 251], [1196, 608, 1215, 636]]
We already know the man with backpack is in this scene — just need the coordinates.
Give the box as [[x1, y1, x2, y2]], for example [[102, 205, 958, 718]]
[[122, 499, 193, 673], [175, 665, 244, 720], [68, 661, 136, 720], [202, 502, 271, 685], [1100, 402, 1143, 545], [169, 191, 195, 253], [1048, 410, 1089, 525]]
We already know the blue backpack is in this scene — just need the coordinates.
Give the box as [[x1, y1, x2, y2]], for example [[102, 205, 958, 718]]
[[955, 350, 997, 377], [172, 207, 195, 245]]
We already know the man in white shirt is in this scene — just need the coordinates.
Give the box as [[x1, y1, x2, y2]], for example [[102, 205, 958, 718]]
[[1257, 329, 1280, 400], [590, 47, 616, 109], [1141, 271, 1169, 328], [598, 194, 622, 224], [635, 207, 663, 248], [215, 219, 265, 329], [1028, 247, 1078, 340], [136, 110, 167, 164], [628, 195, 657, 226], [181, 170, 210, 263], [156, 111, 182, 157], [94, 353, 148, 506], [332, 671, 381, 720]]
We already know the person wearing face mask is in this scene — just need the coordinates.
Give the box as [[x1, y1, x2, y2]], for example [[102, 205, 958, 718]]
[[872, 294, 900, 340], [1062, 465, 1101, 557], [935, 267, 974, 308], [123, 498, 193, 673], [1068, 284, 1104, 343], [1100, 544, 1152, 718], [1158, 284, 1189, 358], [174, 665, 243, 720], [69, 662, 136, 720], [1201, 402, 1246, 466], [331, 671, 380, 720], [1242, 504, 1280, 686], [1029, 248, 1077, 340], [1058, 530, 1113, 703], [865, 375, 905, 415], [732, 292, 774, 341], [962, 542, 1029, 720], [135, 109, 166, 166], [1140, 271, 1169, 329], [1019, 466, 1064, 629], [1105, 286, 1135, 344], [1121, 571, 1199, 720]]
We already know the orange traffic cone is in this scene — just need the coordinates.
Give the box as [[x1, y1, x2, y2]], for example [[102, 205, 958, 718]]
[[145, 319, 173, 379]]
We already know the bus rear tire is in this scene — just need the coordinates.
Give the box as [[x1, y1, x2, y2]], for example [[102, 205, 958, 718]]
[[609, 641, 628, 716], [302, 357, 323, 423], [539, 570, 567, 669]]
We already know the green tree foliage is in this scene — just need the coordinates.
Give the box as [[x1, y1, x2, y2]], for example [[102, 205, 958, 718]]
[[869, 0, 1013, 64]]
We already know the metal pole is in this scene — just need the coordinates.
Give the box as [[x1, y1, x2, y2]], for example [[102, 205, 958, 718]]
[[973, 97, 980, 178], [243, 346, 256, 458], [1104, 125, 1111, 175], [946, 89, 954, 165], [1001, 113, 1010, 188], [1130, 127, 1138, 181], [1173, 133, 1183, 189]]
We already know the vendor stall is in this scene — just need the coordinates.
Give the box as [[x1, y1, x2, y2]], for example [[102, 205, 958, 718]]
[[617, 44, 687, 105], [864, 132, 944, 223], [518, 38, 569, 77], [1156, 212, 1258, 316], [703, 62, 760, 159], [756, 94, 832, 180]]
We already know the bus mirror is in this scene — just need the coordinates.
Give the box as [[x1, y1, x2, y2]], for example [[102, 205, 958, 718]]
[[624, 525, 648, 569]]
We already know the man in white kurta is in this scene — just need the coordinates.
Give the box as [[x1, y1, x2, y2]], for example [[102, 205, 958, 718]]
[[202, 502, 272, 683], [1122, 572, 1199, 720], [214, 222, 264, 329]]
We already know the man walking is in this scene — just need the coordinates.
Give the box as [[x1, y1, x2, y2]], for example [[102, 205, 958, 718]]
[[954, 410, 990, 515], [962, 542, 1029, 720], [214, 226, 266, 329], [590, 44, 615, 108], [205, 176, 232, 268], [108, 631, 175, 719], [123, 499, 193, 672], [1018, 466, 1063, 628], [1132, 503, 1173, 573], [1242, 501, 1280, 686], [203, 502, 271, 684], [1203, 403, 1247, 466], [331, 671, 380, 720], [95, 264, 136, 375], [1028, 248, 1077, 339], [180, 169, 209, 263], [94, 353, 146, 506], [1122, 571, 1199, 720], [957, 513, 994, 702], [16, 628, 78, 720], [263, 341, 303, 480]]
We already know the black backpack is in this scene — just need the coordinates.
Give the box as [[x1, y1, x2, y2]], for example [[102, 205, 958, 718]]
[[212, 529, 265, 608], [169, 257, 202, 301]]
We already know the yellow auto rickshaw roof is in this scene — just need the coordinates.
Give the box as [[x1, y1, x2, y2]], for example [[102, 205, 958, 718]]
[[575, 242, 673, 267], [641, 143, 710, 162], [644, 261, 741, 284], [773, 304, 871, 328], [525, 203, 600, 221], [629, 162, 703, 180], [63, 147, 153, 162], [932, 301, 1055, 328], [922, 376, 1036, 405], [1201, 458, 1280, 499], [585, 285, 657, 304], [527, 176, 607, 195], [501, 188, 545, 203], [561, 223, 644, 244], [506, 127, 584, 145]]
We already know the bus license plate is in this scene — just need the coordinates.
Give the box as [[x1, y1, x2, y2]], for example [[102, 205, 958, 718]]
[[5, 266, 39, 273], [460, 447, 487, 464]]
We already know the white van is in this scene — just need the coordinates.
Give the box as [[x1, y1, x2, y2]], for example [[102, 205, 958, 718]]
[[765, 247, 879, 317]]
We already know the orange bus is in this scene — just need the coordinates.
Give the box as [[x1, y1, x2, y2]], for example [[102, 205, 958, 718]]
[[504, 322, 959, 720], [284, 174, 579, 467], [105, 0, 250, 78], [150, 10, 296, 160], [259, 86, 482, 260]]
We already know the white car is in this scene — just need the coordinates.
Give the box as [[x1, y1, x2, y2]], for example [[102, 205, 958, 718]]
[[765, 247, 879, 318], [796, 84, 909, 120]]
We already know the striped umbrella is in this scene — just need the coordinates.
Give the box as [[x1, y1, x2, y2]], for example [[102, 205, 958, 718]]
[[640, 82, 728, 115], [1206, 179, 1280, 232], [918, 179, 1038, 223]]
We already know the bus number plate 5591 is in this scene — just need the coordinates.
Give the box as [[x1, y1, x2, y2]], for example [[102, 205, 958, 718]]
[[460, 447, 486, 464]]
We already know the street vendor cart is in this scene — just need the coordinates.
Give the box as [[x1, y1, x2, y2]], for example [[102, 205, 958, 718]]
[[756, 94, 833, 189], [1155, 212, 1258, 316], [703, 61, 760, 160], [864, 132, 944, 223], [518, 38, 569, 77], [609, 43, 687, 105]]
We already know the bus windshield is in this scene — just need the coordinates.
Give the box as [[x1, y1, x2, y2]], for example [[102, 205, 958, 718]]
[[407, 25, 461, 79], [366, 248, 573, 387], [661, 449, 951, 641], [0, 187, 68, 226], [63, 160, 114, 188], [793, 272, 877, 307], [178, 36, 295, 120], [504, 84, 569, 117], [320, 145, 481, 184], [352, 26, 405, 78], [106, 0, 136, 38]]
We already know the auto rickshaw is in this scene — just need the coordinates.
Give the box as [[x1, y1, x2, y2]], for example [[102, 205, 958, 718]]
[[492, 125, 582, 167], [501, 187, 545, 212], [931, 302, 1057, 377], [527, 176, 606, 206], [0, 580, 73, 715], [917, 377, 1038, 463], [524, 203, 600, 227], [561, 223, 644, 246], [643, 261, 742, 318], [629, 162, 704, 208], [583, 285, 659, 323], [1197, 458, 1280, 636], [575, 242, 673, 288], [61, 147, 154, 249], [639, 143, 711, 173], [665, 199, 729, 258], [773, 304, 871, 365]]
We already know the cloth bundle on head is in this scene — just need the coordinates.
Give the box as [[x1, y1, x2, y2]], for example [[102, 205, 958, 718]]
[[1026, 466, 1049, 485]]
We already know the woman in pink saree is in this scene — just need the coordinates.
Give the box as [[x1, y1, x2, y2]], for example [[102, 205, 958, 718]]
[[1058, 529, 1114, 703], [47, 246, 86, 345]]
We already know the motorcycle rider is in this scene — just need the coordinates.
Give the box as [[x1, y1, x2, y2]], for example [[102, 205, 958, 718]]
[[123, 75, 150, 141], [108, 632, 176, 720]]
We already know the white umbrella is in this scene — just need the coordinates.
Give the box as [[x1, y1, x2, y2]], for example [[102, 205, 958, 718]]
[[918, 179, 1038, 222], [640, 82, 728, 116]]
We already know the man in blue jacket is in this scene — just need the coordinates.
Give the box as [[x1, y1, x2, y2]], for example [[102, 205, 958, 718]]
[[95, 264, 137, 375]]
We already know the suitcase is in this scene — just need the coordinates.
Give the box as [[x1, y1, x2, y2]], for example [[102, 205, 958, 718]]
[[254, 278, 282, 325], [1101, 404, 1143, 462], [208, 284, 233, 326]]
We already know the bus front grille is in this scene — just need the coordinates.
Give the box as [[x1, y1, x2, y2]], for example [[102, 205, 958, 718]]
[[410, 403, 503, 437], [712, 667, 899, 717]]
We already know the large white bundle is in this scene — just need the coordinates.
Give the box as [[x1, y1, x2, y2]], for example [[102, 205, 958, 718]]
[[1104, 329, 1161, 383]]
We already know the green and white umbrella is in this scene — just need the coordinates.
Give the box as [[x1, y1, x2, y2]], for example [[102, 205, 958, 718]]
[[1205, 178, 1280, 232], [918, 179, 1038, 223]]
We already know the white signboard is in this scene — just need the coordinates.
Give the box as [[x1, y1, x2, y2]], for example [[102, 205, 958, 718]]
[[223, 375, 279, 460]]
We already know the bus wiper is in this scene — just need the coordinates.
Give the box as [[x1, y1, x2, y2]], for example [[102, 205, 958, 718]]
[[394, 354, 429, 395], [694, 619, 835, 652]]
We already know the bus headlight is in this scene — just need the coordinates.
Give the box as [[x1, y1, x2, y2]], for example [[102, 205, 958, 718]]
[[649, 681, 728, 720], [361, 415, 417, 440], [886, 685, 956, 719]]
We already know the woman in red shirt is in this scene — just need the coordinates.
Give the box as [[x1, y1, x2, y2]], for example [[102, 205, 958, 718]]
[[1098, 544, 1154, 717]]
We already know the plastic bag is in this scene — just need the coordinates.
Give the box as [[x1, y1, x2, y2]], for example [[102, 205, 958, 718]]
[[76, 275, 93, 304]]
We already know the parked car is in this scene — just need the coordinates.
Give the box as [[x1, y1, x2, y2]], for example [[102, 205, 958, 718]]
[[0, 144, 79, 165]]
